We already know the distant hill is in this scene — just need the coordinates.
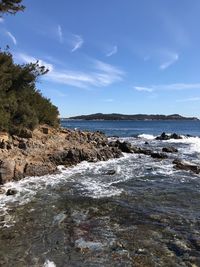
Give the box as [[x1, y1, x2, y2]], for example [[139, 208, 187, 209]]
[[64, 113, 199, 121]]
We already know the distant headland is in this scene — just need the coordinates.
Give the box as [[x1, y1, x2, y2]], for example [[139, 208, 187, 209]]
[[64, 113, 199, 121]]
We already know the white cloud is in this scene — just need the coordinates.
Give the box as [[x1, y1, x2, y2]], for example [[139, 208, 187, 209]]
[[134, 83, 200, 92], [6, 31, 17, 45], [106, 45, 118, 57], [71, 34, 84, 52], [160, 52, 179, 70], [176, 97, 200, 103], [15, 53, 124, 88], [134, 86, 153, 93], [15, 53, 54, 72], [57, 25, 63, 43], [0, 18, 4, 23]]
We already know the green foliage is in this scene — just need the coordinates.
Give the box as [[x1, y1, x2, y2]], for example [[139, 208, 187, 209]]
[[0, 0, 25, 15], [0, 51, 59, 134]]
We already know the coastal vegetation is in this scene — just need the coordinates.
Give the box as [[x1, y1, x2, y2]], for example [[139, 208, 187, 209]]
[[0, 51, 59, 134], [0, 0, 25, 15], [0, 0, 59, 135]]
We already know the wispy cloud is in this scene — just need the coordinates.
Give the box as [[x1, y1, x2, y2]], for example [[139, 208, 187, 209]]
[[15, 53, 54, 72], [71, 34, 84, 52], [15, 52, 124, 89], [57, 25, 63, 43], [134, 83, 200, 92], [6, 31, 17, 45], [176, 97, 200, 103], [134, 86, 153, 93], [106, 45, 118, 57], [160, 52, 179, 70], [0, 18, 4, 23]]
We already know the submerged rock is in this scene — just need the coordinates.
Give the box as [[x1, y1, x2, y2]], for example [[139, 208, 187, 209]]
[[173, 159, 200, 174], [162, 146, 178, 153], [150, 152, 168, 159], [104, 170, 116, 175], [6, 188, 17, 196]]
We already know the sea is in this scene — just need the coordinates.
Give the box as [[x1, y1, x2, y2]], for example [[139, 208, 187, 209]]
[[0, 120, 200, 267]]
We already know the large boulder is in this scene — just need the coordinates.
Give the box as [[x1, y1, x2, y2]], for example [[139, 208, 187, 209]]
[[0, 159, 15, 184]]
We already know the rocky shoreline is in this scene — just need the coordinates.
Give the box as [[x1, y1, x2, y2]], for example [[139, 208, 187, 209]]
[[0, 128, 199, 193]]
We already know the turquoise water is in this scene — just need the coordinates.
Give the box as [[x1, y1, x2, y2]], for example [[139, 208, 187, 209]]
[[61, 120, 200, 137]]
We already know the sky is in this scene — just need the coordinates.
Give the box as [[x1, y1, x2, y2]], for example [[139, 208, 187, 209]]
[[1, 0, 200, 117]]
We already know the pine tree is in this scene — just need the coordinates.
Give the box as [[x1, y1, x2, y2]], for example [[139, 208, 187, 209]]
[[0, 0, 25, 15]]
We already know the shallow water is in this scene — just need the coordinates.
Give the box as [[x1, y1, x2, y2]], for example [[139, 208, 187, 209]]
[[0, 133, 200, 266]]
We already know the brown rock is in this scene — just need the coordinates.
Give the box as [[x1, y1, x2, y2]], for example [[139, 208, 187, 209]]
[[42, 127, 49, 134], [0, 159, 15, 184]]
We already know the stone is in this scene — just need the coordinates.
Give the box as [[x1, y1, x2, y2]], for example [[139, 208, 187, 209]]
[[0, 187, 6, 194], [151, 152, 168, 159], [156, 132, 182, 141], [24, 162, 57, 177], [0, 132, 9, 142], [173, 159, 200, 174], [42, 127, 49, 134], [18, 141, 27, 150], [162, 146, 178, 153], [6, 188, 17, 196], [18, 128, 33, 138], [0, 159, 15, 184], [0, 141, 6, 149], [115, 140, 133, 153], [104, 170, 116, 175]]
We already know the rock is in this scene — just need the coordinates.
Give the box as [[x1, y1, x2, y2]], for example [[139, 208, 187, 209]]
[[115, 140, 133, 153], [18, 141, 27, 150], [42, 127, 49, 134], [170, 133, 182, 139], [0, 187, 6, 194], [0, 141, 6, 149], [162, 146, 178, 153], [6, 188, 17, 196], [0, 159, 15, 184], [0, 132, 9, 142], [132, 147, 152, 155], [156, 132, 182, 140], [151, 152, 168, 159], [104, 170, 116, 175], [173, 159, 200, 174], [18, 128, 33, 139], [24, 162, 57, 177], [145, 141, 149, 145]]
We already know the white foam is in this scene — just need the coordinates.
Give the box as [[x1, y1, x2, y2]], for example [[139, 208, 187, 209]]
[[44, 260, 56, 267], [138, 134, 155, 140], [167, 136, 200, 155]]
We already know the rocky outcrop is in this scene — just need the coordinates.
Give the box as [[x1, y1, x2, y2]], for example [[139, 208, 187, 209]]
[[109, 140, 133, 153], [0, 126, 123, 184], [173, 159, 200, 174], [156, 132, 182, 140]]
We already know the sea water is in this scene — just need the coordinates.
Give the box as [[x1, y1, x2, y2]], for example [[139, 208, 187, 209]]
[[0, 121, 200, 266]]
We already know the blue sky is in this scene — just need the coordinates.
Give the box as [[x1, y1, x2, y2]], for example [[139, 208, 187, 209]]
[[1, 0, 200, 117]]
